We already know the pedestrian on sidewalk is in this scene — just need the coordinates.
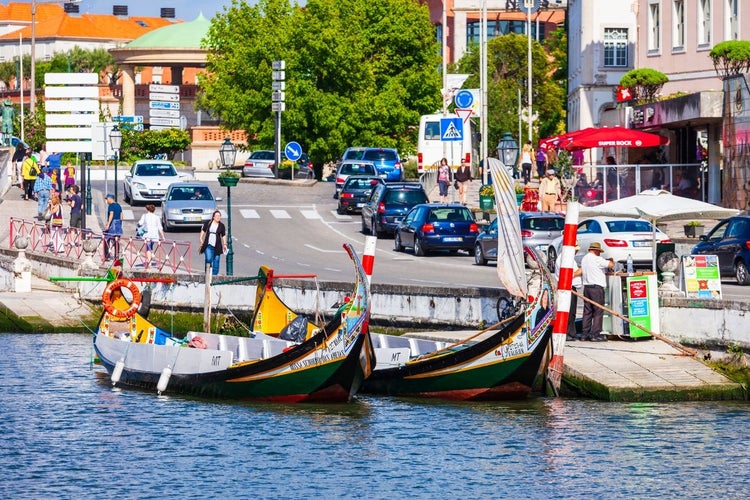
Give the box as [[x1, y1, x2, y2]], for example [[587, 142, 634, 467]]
[[538, 169, 561, 212], [137, 204, 165, 268], [103, 193, 123, 261], [581, 242, 614, 342], [199, 210, 227, 276], [21, 150, 38, 201], [437, 158, 452, 203], [63, 161, 76, 188], [535, 146, 547, 179], [47, 193, 65, 253], [454, 158, 472, 205], [66, 185, 82, 230], [520, 141, 533, 183], [33, 168, 53, 219]]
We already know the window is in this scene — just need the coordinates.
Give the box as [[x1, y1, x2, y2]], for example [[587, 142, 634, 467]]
[[672, 0, 685, 49], [648, 2, 661, 51], [698, 0, 711, 45], [465, 20, 541, 46], [726, 0, 739, 40], [603, 28, 628, 67]]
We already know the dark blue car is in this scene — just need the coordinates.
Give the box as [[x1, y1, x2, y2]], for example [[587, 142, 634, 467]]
[[691, 215, 750, 285], [361, 182, 428, 237], [393, 204, 478, 256]]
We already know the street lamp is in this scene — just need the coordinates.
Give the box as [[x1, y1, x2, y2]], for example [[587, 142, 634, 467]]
[[218, 137, 237, 276], [109, 125, 122, 202], [496, 132, 519, 178]]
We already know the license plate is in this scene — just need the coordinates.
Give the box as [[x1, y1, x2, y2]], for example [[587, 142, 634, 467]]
[[356, 203, 364, 208], [184, 216, 202, 222], [632, 240, 652, 247], [443, 237, 463, 242], [151, 190, 166, 195]]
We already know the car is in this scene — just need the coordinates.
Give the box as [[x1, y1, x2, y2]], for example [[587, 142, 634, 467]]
[[123, 160, 190, 205], [293, 153, 314, 179], [394, 203, 478, 256], [337, 175, 384, 214], [474, 212, 566, 266], [362, 147, 403, 181], [242, 150, 276, 178], [337, 147, 368, 167], [161, 182, 218, 231], [361, 182, 429, 237], [691, 215, 750, 285], [334, 160, 378, 197], [546, 216, 670, 271]]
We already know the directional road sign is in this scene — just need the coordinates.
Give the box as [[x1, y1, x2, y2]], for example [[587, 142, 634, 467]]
[[149, 101, 180, 110], [440, 117, 464, 142], [454, 89, 474, 109], [284, 141, 302, 161]]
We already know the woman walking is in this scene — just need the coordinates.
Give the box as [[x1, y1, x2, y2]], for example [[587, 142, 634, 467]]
[[437, 158, 452, 203], [199, 211, 227, 276], [137, 204, 165, 268], [454, 158, 472, 205]]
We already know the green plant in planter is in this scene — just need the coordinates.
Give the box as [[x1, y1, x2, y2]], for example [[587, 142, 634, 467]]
[[479, 184, 494, 197], [685, 221, 703, 227], [514, 185, 525, 195], [218, 168, 240, 179]]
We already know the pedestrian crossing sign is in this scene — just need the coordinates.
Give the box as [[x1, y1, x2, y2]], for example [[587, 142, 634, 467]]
[[440, 117, 463, 142]]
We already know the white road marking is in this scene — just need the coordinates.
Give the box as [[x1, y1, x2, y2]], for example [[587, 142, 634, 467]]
[[332, 211, 352, 220], [300, 209, 321, 219], [304, 244, 347, 254], [240, 209, 260, 218], [270, 209, 291, 219]]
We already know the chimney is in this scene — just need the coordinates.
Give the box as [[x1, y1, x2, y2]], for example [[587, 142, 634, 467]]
[[160, 8, 176, 19], [63, 3, 80, 13], [113, 5, 128, 17]]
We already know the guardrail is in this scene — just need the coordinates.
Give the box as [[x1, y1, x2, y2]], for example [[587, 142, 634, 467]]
[[8, 217, 193, 273]]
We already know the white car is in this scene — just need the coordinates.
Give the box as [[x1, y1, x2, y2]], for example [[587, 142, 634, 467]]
[[242, 150, 276, 178], [123, 160, 191, 205], [546, 216, 670, 270]]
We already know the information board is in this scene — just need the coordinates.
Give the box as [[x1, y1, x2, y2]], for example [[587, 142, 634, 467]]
[[681, 255, 722, 299]]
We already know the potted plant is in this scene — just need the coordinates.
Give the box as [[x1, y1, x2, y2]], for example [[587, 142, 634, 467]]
[[514, 184, 525, 205], [479, 184, 495, 210], [683, 220, 704, 238], [217, 168, 240, 187]]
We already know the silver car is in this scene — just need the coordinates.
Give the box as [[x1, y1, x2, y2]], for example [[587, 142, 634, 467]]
[[242, 150, 276, 178], [123, 160, 190, 205], [474, 212, 565, 266], [161, 182, 218, 231]]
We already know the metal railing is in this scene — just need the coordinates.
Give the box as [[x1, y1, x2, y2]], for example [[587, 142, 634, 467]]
[[9, 217, 194, 274]]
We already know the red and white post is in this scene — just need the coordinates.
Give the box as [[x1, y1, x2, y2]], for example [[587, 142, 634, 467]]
[[547, 202, 579, 395], [362, 235, 377, 287]]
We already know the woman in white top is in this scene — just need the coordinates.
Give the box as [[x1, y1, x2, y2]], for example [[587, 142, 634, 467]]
[[137, 204, 165, 268], [520, 141, 533, 184]]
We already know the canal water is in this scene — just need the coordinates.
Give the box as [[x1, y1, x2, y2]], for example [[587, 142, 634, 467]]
[[1, 333, 747, 499]]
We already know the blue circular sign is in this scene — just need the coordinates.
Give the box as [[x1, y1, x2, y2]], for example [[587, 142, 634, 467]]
[[284, 141, 302, 161], [454, 90, 474, 109]]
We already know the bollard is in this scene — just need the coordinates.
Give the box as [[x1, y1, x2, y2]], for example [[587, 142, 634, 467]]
[[13, 237, 32, 293], [79, 238, 100, 276]]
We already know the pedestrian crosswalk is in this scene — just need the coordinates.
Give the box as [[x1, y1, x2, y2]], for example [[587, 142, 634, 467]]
[[219, 207, 358, 222]]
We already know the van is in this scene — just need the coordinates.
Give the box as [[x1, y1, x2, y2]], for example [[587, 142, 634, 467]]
[[417, 113, 478, 173]]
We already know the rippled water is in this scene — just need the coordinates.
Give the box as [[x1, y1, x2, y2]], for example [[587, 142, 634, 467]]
[[1, 333, 748, 499]]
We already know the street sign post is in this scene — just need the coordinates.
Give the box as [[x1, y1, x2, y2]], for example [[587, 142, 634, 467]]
[[440, 117, 464, 142], [284, 141, 302, 161], [454, 89, 474, 110], [148, 84, 180, 129]]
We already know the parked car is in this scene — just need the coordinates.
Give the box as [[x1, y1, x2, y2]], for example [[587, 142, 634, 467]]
[[242, 150, 276, 178], [334, 160, 377, 197], [161, 182, 218, 231], [361, 182, 429, 237], [362, 147, 403, 181], [394, 204, 478, 256], [123, 160, 190, 205], [337, 147, 368, 167], [474, 212, 565, 266], [546, 216, 670, 271], [692, 215, 750, 285], [337, 175, 384, 214]]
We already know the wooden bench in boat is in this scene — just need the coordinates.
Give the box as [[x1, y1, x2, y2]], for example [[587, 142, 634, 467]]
[[186, 331, 296, 364]]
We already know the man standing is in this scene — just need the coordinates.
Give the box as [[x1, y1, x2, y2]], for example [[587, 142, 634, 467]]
[[538, 169, 561, 212], [66, 185, 83, 230], [580, 242, 614, 342], [103, 193, 123, 260]]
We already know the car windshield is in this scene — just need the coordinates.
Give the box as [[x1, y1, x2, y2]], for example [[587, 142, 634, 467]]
[[168, 186, 212, 201], [605, 220, 654, 233], [522, 217, 565, 231], [251, 151, 275, 160], [385, 189, 427, 205], [341, 163, 374, 175], [364, 150, 398, 162], [135, 164, 177, 177]]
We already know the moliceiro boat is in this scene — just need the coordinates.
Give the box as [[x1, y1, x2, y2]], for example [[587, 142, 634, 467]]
[[94, 243, 374, 403], [362, 159, 555, 400]]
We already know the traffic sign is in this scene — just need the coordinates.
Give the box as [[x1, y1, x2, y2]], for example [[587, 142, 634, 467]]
[[284, 141, 302, 161], [272, 91, 286, 102], [454, 89, 474, 109], [455, 108, 473, 124], [114, 115, 144, 123], [149, 109, 180, 118], [149, 101, 180, 110], [149, 84, 179, 94], [150, 117, 181, 127], [440, 118, 463, 142], [272, 102, 286, 112], [149, 92, 180, 102]]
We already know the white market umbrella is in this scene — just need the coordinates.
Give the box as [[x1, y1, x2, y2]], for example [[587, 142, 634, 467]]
[[576, 189, 740, 270]]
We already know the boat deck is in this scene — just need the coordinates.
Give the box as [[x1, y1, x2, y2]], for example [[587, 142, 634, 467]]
[[405, 330, 745, 401]]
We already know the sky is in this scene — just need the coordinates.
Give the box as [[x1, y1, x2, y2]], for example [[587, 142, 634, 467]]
[[74, 0, 236, 21]]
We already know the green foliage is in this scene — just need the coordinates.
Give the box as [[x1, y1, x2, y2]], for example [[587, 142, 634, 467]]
[[453, 33, 566, 148], [685, 221, 704, 227], [710, 40, 750, 78], [199, 0, 441, 166], [121, 128, 191, 162], [620, 68, 669, 104]]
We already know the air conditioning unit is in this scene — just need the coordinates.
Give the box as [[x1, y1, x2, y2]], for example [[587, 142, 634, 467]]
[[64, 3, 80, 13], [161, 8, 176, 19], [113, 5, 128, 16]]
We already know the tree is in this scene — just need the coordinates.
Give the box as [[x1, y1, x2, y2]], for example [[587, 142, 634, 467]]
[[121, 128, 191, 162], [199, 0, 441, 165], [620, 68, 668, 104], [710, 40, 750, 78], [453, 33, 566, 149]]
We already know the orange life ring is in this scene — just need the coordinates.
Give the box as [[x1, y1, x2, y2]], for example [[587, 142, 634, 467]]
[[102, 278, 142, 319]]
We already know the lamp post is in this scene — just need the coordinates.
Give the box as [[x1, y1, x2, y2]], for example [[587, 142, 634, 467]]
[[109, 125, 122, 202], [218, 138, 237, 276], [496, 132, 520, 178]]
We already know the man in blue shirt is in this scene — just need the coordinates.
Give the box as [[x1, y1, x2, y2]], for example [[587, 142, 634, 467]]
[[104, 193, 123, 260], [33, 168, 53, 219]]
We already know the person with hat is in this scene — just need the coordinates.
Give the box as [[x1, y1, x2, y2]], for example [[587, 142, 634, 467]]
[[580, 242, 614, 342], [538, 168, 561, 212], [103, 193, 123, 261]]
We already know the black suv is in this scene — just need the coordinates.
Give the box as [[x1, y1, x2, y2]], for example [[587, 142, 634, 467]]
[[361, 182, 429, 237], [692, 215, 750, 285]]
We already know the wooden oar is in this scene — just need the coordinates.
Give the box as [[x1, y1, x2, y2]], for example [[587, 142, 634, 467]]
[[571, 288, 697, 357]]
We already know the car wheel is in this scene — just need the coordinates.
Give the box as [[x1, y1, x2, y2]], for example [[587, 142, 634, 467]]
[[736, 260, 750, 285], [475, 243, 487, 265], [123, 187, 131, 204], [361, 216, 370, 235], [414, 237, 425, 257], [547, 245, 558, 273], [162, 216, 171, 232], [336, 204, 345, 215], [394, 233, 404, 252]]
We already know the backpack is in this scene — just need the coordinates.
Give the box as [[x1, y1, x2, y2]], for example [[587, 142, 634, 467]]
[[29, 164, 38, 177], [136, 215, 148, 238]]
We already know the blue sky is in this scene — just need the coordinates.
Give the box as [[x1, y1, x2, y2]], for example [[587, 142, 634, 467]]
[[75, 1, 237, 21]]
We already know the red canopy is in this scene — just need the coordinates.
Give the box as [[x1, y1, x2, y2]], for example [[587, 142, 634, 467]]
[[564, 126, 669, 151]]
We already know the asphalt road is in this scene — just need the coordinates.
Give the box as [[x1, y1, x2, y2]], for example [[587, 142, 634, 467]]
[[96, 178, 750, 300]]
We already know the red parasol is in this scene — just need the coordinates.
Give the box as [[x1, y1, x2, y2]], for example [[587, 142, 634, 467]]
[[564, 126, 669, 151]]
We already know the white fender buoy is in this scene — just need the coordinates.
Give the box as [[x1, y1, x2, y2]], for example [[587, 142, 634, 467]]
[[111, 358, 125, 385], [156, 366, 172, 395]]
